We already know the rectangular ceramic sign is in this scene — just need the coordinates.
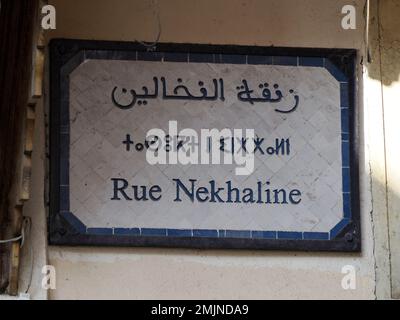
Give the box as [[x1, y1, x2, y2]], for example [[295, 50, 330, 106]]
[[49, 40, 360, 251]]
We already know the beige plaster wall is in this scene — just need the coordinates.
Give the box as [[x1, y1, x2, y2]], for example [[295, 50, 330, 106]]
[[23, 0, 379, 299], [47, 0, 364, 48], [378, 0, 400, 299]]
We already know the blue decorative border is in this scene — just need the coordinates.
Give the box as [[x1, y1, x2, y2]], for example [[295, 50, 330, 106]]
[[57, 51, 352, 242], [49, 40, 359, 251]]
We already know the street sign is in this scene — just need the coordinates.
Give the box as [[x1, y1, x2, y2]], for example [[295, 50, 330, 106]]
[[49, 40, 359, 251]]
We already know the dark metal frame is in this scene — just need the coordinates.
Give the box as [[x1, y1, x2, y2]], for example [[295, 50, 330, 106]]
[[49, 39, 360, 252]]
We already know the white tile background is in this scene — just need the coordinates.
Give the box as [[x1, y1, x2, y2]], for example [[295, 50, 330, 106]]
[[69, 59, 342, 232]]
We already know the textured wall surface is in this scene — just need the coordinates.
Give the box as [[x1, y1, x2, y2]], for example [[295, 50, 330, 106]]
[[23, 0, 379, 299], [378, 0, 400, 299]]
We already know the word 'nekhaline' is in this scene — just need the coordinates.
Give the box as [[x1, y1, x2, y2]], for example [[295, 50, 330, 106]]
[[111, 178, 302, 205]]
